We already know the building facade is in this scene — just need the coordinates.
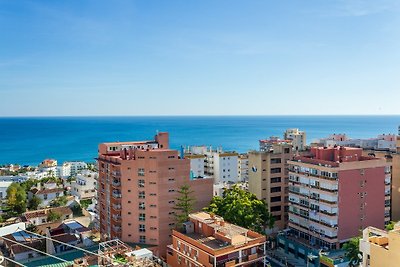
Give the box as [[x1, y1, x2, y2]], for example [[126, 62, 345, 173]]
[[359, 224, 400, 267], [71, 170, 98, 200], [97, 132, 213, 256], [287, 146, 390, 250], [284, 129, 306, 151], [248, 138, 293, 231], [166, 212, 267, 267], [238, 153, 249, 182]]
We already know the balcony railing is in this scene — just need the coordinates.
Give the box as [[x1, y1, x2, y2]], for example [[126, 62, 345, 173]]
[[112, 191, 122, 199], [112, 180, 121, 187], [112, 214, 122, 222], [112, 204, 122, 210]]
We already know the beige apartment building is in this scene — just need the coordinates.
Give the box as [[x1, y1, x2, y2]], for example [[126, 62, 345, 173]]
[[360, 224, 400, 267], [248, 138, 293, 230], [97, 132, 213, 257]]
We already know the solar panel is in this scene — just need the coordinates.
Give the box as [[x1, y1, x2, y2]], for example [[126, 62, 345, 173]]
[[65, 221, 83, 230]]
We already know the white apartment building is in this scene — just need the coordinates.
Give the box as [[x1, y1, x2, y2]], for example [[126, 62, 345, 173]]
[[186, 154, 206, 179], [238, 153, 249, 182], [316, 133, 397, 151], [284, 128, 306, 151], [186, 146, 239, 183], [71, 170, 97, 200], [64, 161, 88, 176]]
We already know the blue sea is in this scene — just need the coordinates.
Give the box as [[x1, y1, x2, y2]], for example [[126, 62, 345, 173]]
[[0, 116, 399, 166]]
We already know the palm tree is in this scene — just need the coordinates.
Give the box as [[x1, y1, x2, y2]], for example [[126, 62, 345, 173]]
[[343, 237, 361, 266]]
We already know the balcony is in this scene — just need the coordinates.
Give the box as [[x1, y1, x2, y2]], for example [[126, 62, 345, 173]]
[[112, 190, 122, 199], [112, 179, 121, 187], [112, 204, 122, 210], [112, 214, 122, 222], [112, 171, 121, 177]]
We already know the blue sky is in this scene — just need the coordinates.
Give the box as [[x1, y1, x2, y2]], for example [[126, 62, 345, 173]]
[[1, 0, 399, 116]]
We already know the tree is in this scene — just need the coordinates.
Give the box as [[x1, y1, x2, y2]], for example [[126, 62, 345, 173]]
[[26, 224, 38, 233], [343, 237, 361, 266], [173, 184, 196, 228], [204, 185, 273, 233], [385, 221, 396, 231], [28, 195, 42, 210], [51, 195, 68, 207], [6, 183, 27, 213], [47, 210, 62, 222]]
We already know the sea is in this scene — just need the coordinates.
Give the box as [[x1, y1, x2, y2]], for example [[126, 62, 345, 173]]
[[0, 116, 399, 166]]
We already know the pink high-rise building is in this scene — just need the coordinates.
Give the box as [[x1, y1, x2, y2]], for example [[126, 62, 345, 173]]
[[287, 146, 391, 249], [97, 132, 213, 257]]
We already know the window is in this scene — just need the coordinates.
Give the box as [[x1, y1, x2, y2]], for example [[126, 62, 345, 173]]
[[139, 235, 146, 243], [271, 177, 281, 183], [139, 213, 146, 221], [139, 224, 146, 232], [168, 178, 175, 181], [271, 196, 282, 202], [139, 191, 145, 199], [273, 215, 281, 221], [270, 206, 281, 212], [168, 189, 175, 193], [284, 148, 290, 153], [138, 179, 145, 187], [138, 168, 145, 176], [139, 202, 145, 210], [271, 186, 281, 193], [271, 158, 282, 164], [271, 168, 281, 174], [168, 200, 175, 204], [43, 194, 48, 200]]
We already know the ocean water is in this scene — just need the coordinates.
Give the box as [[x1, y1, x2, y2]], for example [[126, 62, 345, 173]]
[[0, 116, 399, 166]]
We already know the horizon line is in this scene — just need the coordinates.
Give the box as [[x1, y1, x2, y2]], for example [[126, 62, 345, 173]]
[[1, 114, 400, 118]]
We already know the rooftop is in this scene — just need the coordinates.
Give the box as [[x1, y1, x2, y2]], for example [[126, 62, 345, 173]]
[[176, 212, 265, 252], [23, 207, 73, 220]]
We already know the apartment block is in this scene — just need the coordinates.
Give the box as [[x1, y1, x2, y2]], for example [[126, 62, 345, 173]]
[[284, 129, 306, 151], [186, 146, 239, 184], [315, 133, 397, 152], [362, 136, 400, 221], [248, 138, 293, 231], [360, 225, 400, 267], [166, 212, 267, 267], [286, 146, 390, 251], [97, 132, 213, 257], [238, 154, 249, 182]]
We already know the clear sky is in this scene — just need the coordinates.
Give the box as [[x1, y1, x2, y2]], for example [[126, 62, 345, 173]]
[[1, 0, 399, 116]]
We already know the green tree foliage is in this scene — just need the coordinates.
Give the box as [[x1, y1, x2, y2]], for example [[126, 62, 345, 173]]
[[20, 179, 39, 193], [26, 224, 38, 233], [343, 237, 361, 267], [28, 195, 42, 210], [6, 183, 27, 213], [204, 185, 273, 233], [385, 221, 396, 231], [51, 195, 68, 207], [173, 184, 196, 229], [71, 204, 83, 216], [47, 210, 62, 222]]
